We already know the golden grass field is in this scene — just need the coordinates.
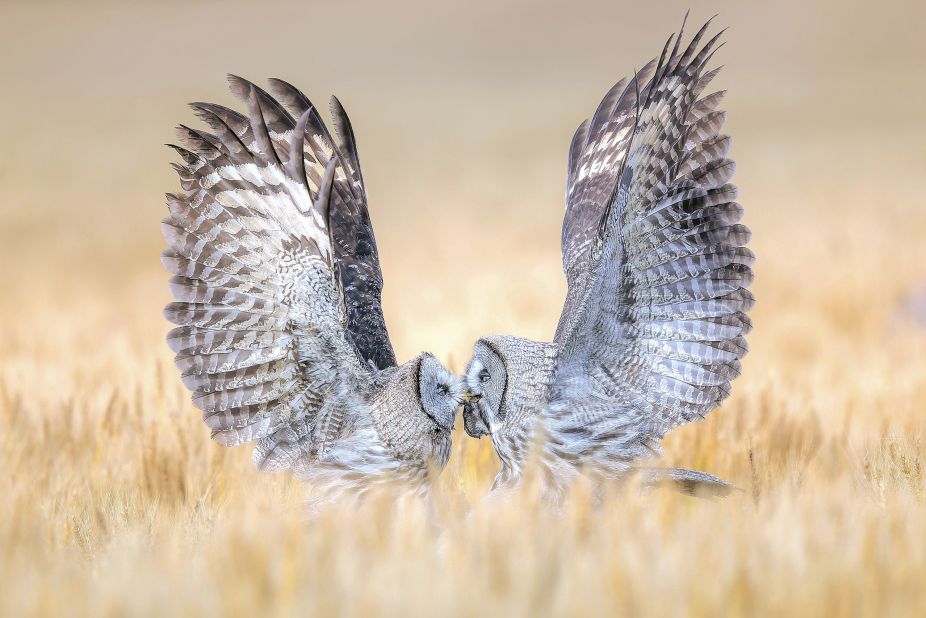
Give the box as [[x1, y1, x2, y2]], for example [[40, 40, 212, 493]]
[[2, 0, 925, 615]]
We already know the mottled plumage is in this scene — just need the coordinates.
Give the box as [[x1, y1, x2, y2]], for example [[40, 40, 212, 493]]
[[463, 17, 753, 498], [163, 77, 464, 500]]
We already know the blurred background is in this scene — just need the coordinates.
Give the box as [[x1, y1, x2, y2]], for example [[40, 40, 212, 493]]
[[3, 0, 924, 362], [2, 1, 926, 615]]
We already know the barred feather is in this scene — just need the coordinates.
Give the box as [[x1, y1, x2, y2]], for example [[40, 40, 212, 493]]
[[163, 77, 459, 498], [163, 77, 369, 455], [541, 16, 753, 481]]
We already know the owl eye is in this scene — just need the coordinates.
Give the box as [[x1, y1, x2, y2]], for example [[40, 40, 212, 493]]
[[479, 369, 491, 383], [436, 384, 449, 396]]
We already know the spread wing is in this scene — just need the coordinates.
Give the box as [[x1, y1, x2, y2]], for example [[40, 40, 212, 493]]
[[260, 80, 396, 370], [545, 18, 754, 471], [557, 57, 658, 341], [215, 76, 396, 371], [162, 77, 388, 472]]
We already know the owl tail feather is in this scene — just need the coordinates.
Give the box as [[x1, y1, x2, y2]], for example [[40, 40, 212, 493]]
[[632, 467, 741, 498]]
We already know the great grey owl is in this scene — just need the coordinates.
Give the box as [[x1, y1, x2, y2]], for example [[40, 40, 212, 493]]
[[162, 76, 464, 499], [462, 17, 753, 498]]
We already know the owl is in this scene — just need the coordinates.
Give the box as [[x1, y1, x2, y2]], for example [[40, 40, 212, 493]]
[[462, 17, 753, 498], [162, 76, 465, 500]]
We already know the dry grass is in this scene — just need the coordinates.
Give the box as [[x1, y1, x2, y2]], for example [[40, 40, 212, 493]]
[[2, 1, 926, 616]]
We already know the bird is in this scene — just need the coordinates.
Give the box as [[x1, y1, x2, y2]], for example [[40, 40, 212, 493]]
[[461, 16, 754, 499], [161, 76, 465, 501]]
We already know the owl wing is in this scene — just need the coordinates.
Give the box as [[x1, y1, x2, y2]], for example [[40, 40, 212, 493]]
[[163, 77, 390, 472], [260, 79, 396, 371], [545, 18, 754, 470], [557, 57, 657, 341]]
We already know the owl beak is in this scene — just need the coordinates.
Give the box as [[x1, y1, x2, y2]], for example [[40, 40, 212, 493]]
[[462, 392, 489, 438]]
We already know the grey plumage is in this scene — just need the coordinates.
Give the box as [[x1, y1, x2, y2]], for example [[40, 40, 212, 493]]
[[163, 77, 463, 499], [463, 17, 753, 498]]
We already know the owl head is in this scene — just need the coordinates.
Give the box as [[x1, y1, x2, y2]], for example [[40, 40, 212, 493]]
[[416, 353, 466, 440], [461, 336, 555, 439], [373, 352, 465, 470]]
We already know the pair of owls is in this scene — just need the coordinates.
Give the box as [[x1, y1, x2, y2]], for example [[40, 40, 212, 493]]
[[163, 17, 752, 501]]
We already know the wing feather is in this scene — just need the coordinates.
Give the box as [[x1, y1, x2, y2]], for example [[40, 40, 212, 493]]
[[163, 79, 378, 473], [266, 79, 396, 370], [546, 19, 752, 475]]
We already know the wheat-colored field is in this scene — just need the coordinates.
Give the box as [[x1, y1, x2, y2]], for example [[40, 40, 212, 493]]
[[2, 1, 925, 616]]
